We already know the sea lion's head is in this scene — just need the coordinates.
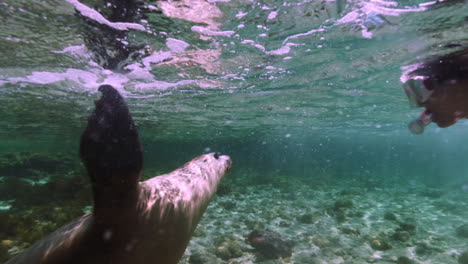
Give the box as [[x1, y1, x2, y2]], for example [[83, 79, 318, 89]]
[[183, 152, 232, 180], [402, 48, 468, 134]]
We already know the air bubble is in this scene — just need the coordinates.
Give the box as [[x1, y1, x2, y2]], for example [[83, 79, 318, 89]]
[[103, 230, 113, 241]]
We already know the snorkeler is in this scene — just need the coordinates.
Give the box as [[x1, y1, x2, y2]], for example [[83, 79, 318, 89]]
[[402, 48, 468, 134]]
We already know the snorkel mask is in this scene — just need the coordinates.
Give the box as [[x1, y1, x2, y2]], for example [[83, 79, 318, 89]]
[[403, 75, 435, 134]]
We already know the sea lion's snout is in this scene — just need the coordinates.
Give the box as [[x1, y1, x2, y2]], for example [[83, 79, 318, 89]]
[[209, 152, 231, 169], [223, 155, 232, 171], [207, 152, 232, 173], [191, 152, 232, 172]]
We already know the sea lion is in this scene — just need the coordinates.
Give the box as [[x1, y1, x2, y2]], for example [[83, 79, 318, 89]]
[[6, 85, 231, 264], [402, 47, 468, 134]]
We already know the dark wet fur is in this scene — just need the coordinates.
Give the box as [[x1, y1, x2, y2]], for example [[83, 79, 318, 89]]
[[80, 85, 143, 211]]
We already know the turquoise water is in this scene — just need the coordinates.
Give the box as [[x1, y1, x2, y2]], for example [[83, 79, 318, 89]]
[[1, 0, 468, 263]]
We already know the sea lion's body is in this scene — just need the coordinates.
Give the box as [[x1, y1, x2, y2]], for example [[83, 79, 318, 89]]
[[6, 85, 231, 264]]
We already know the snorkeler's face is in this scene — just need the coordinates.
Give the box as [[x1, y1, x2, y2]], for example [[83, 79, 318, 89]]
[[403, 48, 468, 134], [423, 78, 468, 127]]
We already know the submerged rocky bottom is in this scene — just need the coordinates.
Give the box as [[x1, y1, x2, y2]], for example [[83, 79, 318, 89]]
[[1, 152, 468, 264], [182, 174, 468, 264]]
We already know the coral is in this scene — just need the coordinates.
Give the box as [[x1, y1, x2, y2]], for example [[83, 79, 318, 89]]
[[215, 182, 232, 196], [0, 212, 10, 235], [340, 226, 360, 236], [244, 219, 265, 230], [456, 224, 468, 238], [392, 231, 410, 242], [338, 187, 362, 196], [348, 210, 364, 218], [247, 230, 293, 259], [0, 152, 77, 179], [370, 238, 392, 251], [397, 221, 416, 233], [333, 199, 353, 210], [334, 210, 347, 223], [459, 251, 468, 264], [189, 250, 220, 264], [415, 242, 442, 256], [192, 226, 205, 237], [312, 236, 331, 248], [0, 196, 88, 260], [297, 213, 317, 224], [0, 240, 8, 263], [278, 220, 290, 227], [214, 237, 243, 261], [219, 200, 236, 210], [419, 189, 444, 199], [384, 212, 397, 221], [0, 151, 90, 214], [397, 256, 415, 264], [329, 199, 355, 222]]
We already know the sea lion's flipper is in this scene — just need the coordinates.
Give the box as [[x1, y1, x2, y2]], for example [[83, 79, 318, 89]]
[[80, 85, 142, 174], [80, 85, 143, 208]]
